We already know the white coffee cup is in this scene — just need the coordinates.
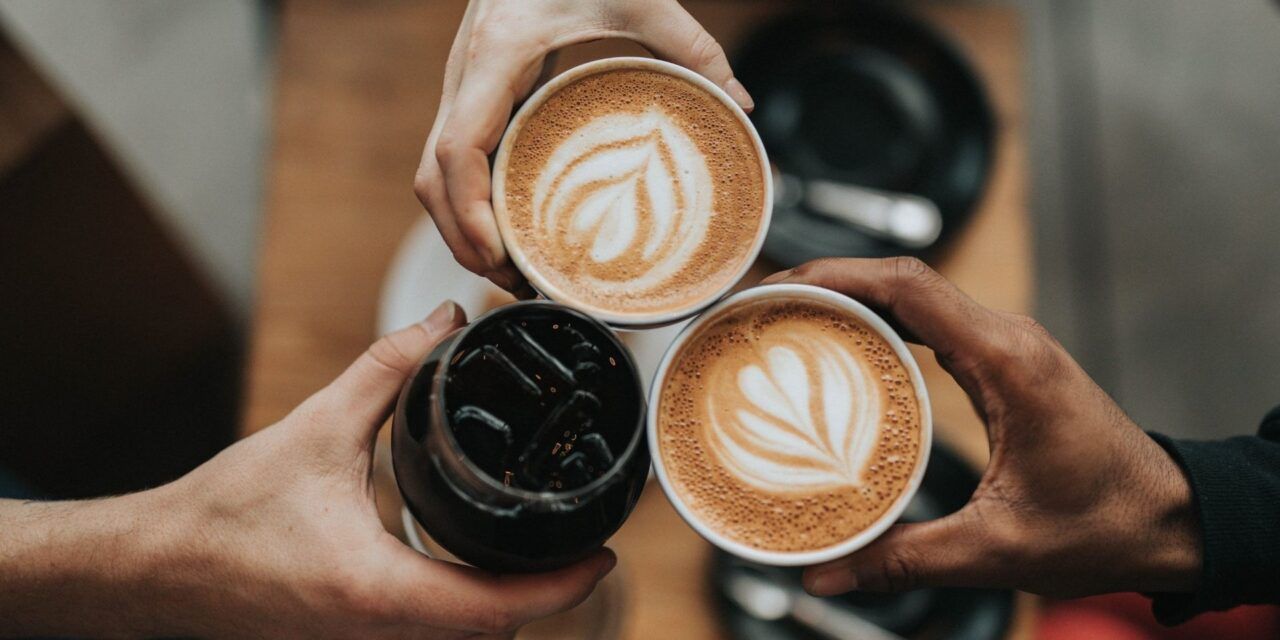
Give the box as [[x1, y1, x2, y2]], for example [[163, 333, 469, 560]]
[[491, 56, 773, 329], [646, 283, 933, 566]]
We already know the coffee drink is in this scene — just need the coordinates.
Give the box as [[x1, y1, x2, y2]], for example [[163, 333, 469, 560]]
[[393, 302, 649, 572], [653, 286, 927, 556], [493, 58, 770, 326]]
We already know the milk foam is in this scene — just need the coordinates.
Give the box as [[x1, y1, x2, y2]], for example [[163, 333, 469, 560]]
[[657, 298, 923, 552], [498, 67, 766, 318], [707, 336, 881, 492], [531, 109, 713, 294]]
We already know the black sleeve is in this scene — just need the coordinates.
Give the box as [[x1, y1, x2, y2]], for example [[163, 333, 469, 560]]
[[1145, 405, 1280, 625]]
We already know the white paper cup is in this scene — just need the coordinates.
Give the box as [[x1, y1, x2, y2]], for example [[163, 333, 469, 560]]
[[646, 283, 933, 566], [491, 56, 772, 329]]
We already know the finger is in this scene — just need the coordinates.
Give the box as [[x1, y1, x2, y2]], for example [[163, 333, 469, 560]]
[[312, 301, 467, 439], [436, 53, 546, 271], [764, 258, 1002, 366], [416, 161, 492, 276], [416, 1, 493, 277], [802, 513, 986, 595], [624, 1, 753, 111], [388, 546, 616, 634]]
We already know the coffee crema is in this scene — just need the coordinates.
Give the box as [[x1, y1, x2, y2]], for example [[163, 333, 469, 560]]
[[656, 297, 922, 552], [497, 65, 766, 320]]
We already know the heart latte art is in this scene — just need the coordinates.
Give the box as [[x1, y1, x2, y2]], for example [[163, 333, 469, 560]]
[[658, 298, 923, 553], [496, 66, 766, 321]]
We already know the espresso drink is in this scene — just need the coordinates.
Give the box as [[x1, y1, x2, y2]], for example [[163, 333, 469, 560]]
[[494, 59, 768, 323], [657, 296, 923, 552], [393, 302, 649, 572]]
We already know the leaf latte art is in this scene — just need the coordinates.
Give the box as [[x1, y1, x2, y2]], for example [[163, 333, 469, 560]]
[[497, 67, 766, 320], [706, 335, 881, 493], [531, 110, 712, 292]]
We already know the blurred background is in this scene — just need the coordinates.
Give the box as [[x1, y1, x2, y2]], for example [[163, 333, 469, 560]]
[[1, 1, 1277, 638]]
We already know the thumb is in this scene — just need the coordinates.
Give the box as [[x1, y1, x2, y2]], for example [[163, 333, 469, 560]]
[[624, 1, 754, 111], [307, 300, 467, 442], [802, 510, 987, 595]]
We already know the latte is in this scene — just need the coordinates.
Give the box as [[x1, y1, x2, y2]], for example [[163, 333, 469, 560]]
[[493, 58, 770, 326], [651, 285, 929, 559]]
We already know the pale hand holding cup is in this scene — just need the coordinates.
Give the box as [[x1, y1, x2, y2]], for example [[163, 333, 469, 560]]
[[415, 0, 753, 294], [0, 301, 614, 639]]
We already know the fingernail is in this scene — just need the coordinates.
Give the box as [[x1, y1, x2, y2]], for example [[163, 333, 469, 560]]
[[724, 78, 754, 112], [804, 568, 854, 597], [424, 300, 460, 332]]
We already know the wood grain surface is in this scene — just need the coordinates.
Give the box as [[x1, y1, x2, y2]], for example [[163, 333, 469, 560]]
[[243, 2, 1034, 637]]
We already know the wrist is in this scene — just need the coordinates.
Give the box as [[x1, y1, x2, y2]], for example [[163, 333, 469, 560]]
[[1132, 435, 1202, 593]]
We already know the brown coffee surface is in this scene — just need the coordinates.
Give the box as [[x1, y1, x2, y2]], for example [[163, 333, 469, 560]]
[[657, 297, 923, 552], [500, 66, 766, 318]]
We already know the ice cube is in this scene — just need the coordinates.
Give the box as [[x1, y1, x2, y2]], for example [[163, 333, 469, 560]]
[[501, 323, 575, 388], [451, 405, 516, 477], [556, 432, 617, 488], [573, 361, 602, 389], [516, 390, 601, 488], [456, 344, 541, 398]]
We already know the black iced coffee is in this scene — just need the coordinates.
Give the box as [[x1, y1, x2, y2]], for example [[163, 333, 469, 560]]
[[392, 301, 647, 572]]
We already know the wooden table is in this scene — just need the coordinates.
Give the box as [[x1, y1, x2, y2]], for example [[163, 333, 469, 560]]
[[243, 2, 1033, 637]]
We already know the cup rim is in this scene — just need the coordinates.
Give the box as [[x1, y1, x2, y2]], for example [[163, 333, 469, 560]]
[[645, 283, 934, 566], [491, 56, 773, 328]]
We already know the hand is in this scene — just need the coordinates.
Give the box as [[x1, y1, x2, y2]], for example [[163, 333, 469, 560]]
[[415, 0, 753, 294], [759, 258, 1201, 599], [0, 301, 615, 639]]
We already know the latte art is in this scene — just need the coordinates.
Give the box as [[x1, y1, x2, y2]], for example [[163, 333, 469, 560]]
[[495, 62, 767, 322], [532, 109, 713, 292], [656, 296, 924, 553], [707, 336, 881, 492]]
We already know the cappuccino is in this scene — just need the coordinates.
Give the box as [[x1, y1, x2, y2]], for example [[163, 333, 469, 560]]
[[493, 58, 770, 326], [651, 285, 929, 562]]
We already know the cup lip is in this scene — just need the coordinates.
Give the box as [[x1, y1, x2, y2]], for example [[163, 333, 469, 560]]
[[645, 283, 934, 566], [491, 56, 773, 328], [429, 300, 648, 505]]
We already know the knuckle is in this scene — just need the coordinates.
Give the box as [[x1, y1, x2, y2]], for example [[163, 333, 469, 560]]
[[476, 603, 518, 634], [888, 256, 935, 287], [987, 312, 1065, 378], [366, 333, 416, 377], [878, 552, 918, 592], [688, 30, 725, 70], [412, 172, 439, 206], [434, 133, 462, 167]]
